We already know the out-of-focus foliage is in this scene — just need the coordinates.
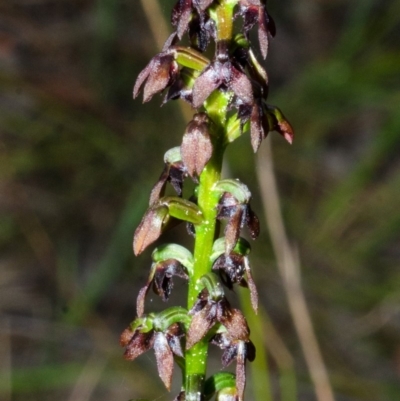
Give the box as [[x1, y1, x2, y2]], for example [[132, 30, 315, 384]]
[[0, 1, 399, 401]]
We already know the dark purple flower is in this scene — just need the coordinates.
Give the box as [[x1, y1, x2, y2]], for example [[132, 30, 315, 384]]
[[149, 148, 188, 205], [163, 67, 195, 104], [133, 49, 179, 102], [213, 252, 247, 288], [217, 192, 260, 254], [213, 251, 259, 313], [137, 259, 188, 317], [133, 204, 170, 256], [172, 0, 215, 44], [172, 0, 193, 38], [249, 101, 294, 151], [192, 42, 253, 108], [134, 196, 202, 256], [188, 12, 214, 52], [186, 288, 232, 349], [120, 322, 184, 390], [211, 331, 255, 401], [237, 0, 276, 59]]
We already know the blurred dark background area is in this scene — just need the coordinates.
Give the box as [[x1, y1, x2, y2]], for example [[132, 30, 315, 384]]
[[0, 0, 399, 400]]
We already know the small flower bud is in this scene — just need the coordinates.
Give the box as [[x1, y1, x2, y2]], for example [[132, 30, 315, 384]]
[[181, 113, 213, 178], [133, 205, 170, 256]]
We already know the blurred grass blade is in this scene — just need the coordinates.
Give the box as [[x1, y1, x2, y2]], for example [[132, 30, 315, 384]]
[[65, 188, 148, 323]]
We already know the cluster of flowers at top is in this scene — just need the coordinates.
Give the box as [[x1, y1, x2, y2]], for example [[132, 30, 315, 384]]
[[171, 0, 275, 56], [134, 0, 293, 152]]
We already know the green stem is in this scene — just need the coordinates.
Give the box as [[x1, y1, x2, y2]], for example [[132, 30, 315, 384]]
[[185, 104, 225, 395], [211, 0, 236, 41], [184, 2, 235, 399]]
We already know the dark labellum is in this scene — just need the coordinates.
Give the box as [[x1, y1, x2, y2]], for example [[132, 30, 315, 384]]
[[149, 153, 188, 205], [137, 259, 188, 317], [217, 193, 260, 254], [186, 288, 233, 349]]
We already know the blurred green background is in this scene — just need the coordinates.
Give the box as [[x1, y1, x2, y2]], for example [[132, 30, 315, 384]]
[[0, 0, 399, 400]]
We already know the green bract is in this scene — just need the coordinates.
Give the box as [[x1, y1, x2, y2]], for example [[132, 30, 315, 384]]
[[204, 372, 237, 400], [164, 146, 182, 164], [160, 197, 204, 224], [214, 179, 251, 204], [175, 47, 210, 71], [197, 272, 225, 300], [129, 315, 154, 333], [152, 244, 194, 274], [210, 237, 251, 264], [153, 307, 191, 331]]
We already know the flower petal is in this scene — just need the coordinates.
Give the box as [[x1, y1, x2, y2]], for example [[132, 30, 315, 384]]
[[230, 66, 253, 106], [124, 332, 155, 361], [186, 303, 216, 349], [221, 345, 238, 367], [136, 285, 149, 317], [245, 205, 260, 240], [225, 207, 244, 255], [133, 205, 169, 256], [219, 308, 250, 341], [258, 5, 269, 59], [181, 113, 213, 177], [143, 55, 177, 102], [133, 61, 152, 99], [192, 65, 219, 108], [250, 104, 264, 152], [149, 165, 170, 205], [172, 0, 193, 38], [154, 332, 175, 390], [235, 342, 246, 401], [166, 323, 185, 357], [120, 327, 134, 347], [244, 257, 259, 313], [196, 0, 214, 11]]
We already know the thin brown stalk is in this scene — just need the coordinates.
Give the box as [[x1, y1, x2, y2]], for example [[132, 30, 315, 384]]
[[259, 307, 294, 371], [0, 317, 11, 401], [138, 0, 170, 50], [257, 139, 336, 401]]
